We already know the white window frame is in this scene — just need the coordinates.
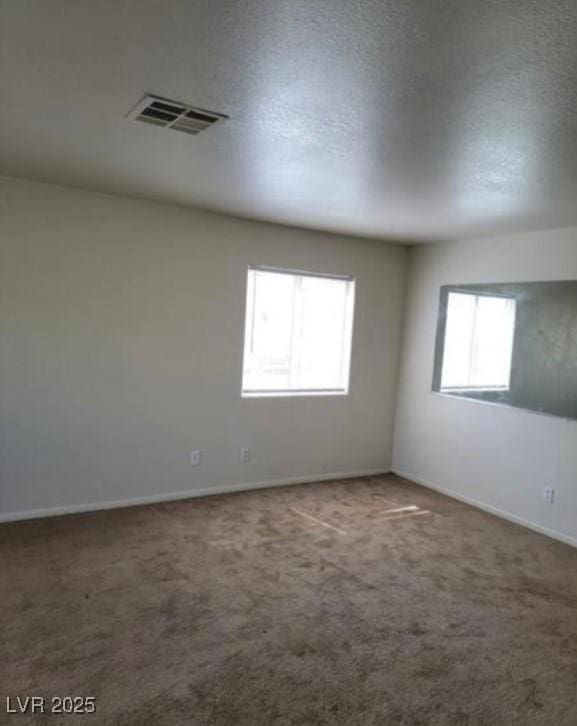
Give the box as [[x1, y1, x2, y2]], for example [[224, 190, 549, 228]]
[[440, 290, 516, 393], [241, 265, 355, 398]]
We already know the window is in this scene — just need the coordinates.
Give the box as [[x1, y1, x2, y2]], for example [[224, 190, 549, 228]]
[[440, 291, 516, 391], [241, 267, 355, 396]]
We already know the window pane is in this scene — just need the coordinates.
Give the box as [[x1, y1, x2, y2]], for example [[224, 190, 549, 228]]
[[440, 292, 476, 389], [242, 268, 355, 395], [470, 296, 516, 388], [294, 276, 351, 389], [441, 291, 516, 391], [242, 270, 294, 391]]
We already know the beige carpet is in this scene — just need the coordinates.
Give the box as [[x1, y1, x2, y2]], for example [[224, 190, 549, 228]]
[[1, 474, 576, 725]]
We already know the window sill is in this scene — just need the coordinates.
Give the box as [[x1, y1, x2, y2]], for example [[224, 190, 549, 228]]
[[440, 386, 510, 393], [242, 389, 349, 399]]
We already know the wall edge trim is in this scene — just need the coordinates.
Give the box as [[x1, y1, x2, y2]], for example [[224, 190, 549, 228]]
[[392, 468, 577, 550], [0, 468, 390, 524]]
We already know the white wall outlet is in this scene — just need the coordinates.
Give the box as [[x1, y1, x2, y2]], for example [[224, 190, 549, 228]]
[[190, 450, 201, 466], [240, 447, 250, 463], [544, 486, 555, 504]]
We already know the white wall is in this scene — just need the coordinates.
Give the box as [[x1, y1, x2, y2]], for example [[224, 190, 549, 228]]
[[392, 228, 577, 547], [0, 176, 408, 520]]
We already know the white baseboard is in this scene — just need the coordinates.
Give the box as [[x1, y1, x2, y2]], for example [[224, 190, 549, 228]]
[[0, 468, 390, 524], [392, 468, 577, 550]]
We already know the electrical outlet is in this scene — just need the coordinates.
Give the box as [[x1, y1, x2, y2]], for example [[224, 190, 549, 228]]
[[544, 486, 555, 504], [240, 447, 250, 463], [190, 450, 201, 466]]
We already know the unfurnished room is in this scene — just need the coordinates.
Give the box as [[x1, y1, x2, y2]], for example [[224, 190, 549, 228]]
[[1, 2, 576, 725]]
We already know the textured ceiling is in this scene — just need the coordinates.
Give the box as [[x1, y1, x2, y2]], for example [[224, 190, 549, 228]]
[[1, 0, 577, 243]]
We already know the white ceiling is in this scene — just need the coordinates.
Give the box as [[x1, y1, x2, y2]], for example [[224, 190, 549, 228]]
[[1, 0, 577, 243]]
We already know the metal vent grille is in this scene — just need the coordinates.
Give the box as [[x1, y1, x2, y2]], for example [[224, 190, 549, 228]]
[[128, 95, 227, 135]]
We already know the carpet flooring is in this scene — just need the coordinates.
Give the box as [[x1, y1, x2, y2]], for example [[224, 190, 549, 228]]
[[1, 474, 576, 725]]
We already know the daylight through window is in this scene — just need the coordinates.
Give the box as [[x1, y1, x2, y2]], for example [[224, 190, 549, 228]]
[[242, 267, 355, 396], [440, 291, 516, 391]]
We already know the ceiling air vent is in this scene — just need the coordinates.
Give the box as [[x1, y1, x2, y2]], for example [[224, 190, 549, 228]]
[[128, 95, 227, 135]]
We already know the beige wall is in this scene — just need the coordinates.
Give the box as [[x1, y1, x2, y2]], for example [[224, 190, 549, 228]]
[[0, 176, 408, 520], [393, 229, 577, 547]]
